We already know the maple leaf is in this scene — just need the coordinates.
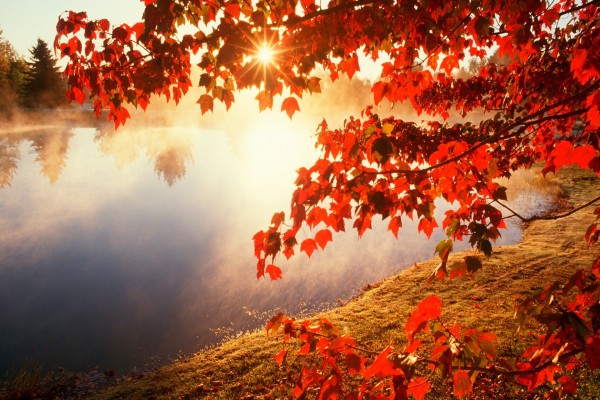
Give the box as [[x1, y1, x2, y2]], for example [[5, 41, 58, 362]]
[[371, 81, 388, 105], [266, 312, 284, 335], [274, 349, 287, 366], [407, 377, 431, 400], [550, 141, 597, 170], [405, 295, 442, 341], [440, 54, 459, 75], [364, 345, 403, 379], [197, 94, 213, 115], [256, 90, 273, 111], [345, 353, 365, 375], [266, 264, 283, 280], [281, 96, 300, 119], [314, 229, 333, 250], [453, 370, 472, 398], [417, 217, 438, 238], [300, 238, 318, 257]]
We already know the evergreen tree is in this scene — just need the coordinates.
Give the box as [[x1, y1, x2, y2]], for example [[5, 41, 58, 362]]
[[21, 39, 66, 109]]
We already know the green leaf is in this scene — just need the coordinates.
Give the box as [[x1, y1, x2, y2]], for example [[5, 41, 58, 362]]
[[446, 219, 460, 236], [434, 239, 453, 258]]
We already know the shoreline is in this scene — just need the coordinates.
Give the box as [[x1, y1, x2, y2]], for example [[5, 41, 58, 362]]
[[83, 168, 600, 398], [2, 167, 597, 399]]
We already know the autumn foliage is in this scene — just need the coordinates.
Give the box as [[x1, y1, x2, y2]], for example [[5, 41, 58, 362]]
[[55, 0, 600, 397]]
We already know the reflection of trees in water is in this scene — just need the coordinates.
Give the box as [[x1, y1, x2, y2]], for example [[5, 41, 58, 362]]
[[95, 127, 195, 186], [0, 127, 72, 186], [0, 125, 195, 186], [0, 135, 20, 187], [28, 129, 73, 183], [154, 147, 190, 186]]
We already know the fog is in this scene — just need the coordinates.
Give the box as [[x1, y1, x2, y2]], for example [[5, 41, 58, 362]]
[[0, 76, 555, 375]]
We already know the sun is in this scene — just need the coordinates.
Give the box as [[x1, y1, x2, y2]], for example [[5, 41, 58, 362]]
[[257, 44, 274, 64]]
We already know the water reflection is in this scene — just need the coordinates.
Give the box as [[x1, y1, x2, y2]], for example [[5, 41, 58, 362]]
[[0, 127, 73, 187], [0, 120, 553, 376], [95, 128, 195, 186]]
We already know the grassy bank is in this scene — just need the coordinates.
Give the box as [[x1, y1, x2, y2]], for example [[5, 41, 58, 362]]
[[6, 167, 600, 399]]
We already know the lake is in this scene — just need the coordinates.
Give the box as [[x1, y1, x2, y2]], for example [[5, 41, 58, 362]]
[[0, 109, 554, 376]]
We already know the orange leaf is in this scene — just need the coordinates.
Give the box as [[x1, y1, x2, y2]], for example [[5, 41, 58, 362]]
[[300, 238, 318, 257], [281, 96, 300, 119], [256, 90, 273, 111], [197, 94, 213, 114], [271, 211, 285, 228]]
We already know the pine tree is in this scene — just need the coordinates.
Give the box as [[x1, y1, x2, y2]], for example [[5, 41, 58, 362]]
[[21, 39, 65, 109]]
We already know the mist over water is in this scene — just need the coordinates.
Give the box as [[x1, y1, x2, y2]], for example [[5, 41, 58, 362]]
[[0, 85, 555, 376]]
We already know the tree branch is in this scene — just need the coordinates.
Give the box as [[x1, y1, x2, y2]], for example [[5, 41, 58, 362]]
[[367, 79, 600, 177]]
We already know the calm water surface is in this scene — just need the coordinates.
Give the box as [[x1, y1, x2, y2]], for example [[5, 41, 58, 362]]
[[0, 117, 552, 375]]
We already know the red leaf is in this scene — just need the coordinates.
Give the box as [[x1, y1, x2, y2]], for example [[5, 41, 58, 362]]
[[586, 333, 600, 369], [418, 217, 438, 238], [405, 295, 442, 341], [364, 345, 402, 379], [281, 96, 300, 119], [225, 2, 241, 19], [551, 141, 597, 170], [314, 229, 333, 250], [407, 377, 431, 400], [387, 216, 402, 239], [300, 238, 318, 257], [440, 54, 458, 75], [345, 353, 365, 375], [341, 54, 360, 79], [266, 264, 282, 280], [274, 349, 287, 366], [371, 81, 388, 105], [453, 370, 472, 398], [318, 375, 340, 400], [558, 375, 577, 394]]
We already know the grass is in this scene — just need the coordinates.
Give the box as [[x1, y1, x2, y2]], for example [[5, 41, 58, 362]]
[[4, 167, 600, 399]]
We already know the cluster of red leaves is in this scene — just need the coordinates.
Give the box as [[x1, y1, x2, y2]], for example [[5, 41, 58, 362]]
[[56, 0, 600, 397], [266, 262, 600, 399]]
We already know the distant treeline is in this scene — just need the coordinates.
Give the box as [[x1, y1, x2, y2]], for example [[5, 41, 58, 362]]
[[0, 31, 66, 115]]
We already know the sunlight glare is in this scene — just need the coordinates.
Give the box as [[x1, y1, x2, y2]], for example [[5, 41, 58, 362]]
[[257, 44, 274, 64]]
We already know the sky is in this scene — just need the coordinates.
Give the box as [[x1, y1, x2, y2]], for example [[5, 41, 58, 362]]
[[1, 1, 144, 57]]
